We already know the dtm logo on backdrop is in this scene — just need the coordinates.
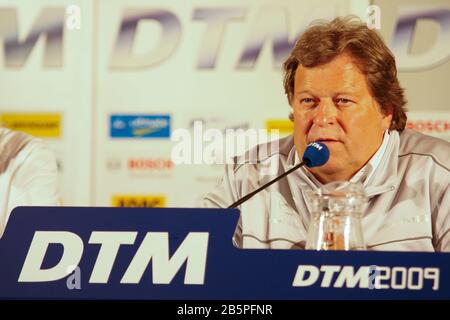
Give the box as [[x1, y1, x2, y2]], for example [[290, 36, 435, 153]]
[[110, 114, 171, 139], [1, 5, 449, 71], [108, 5, 450, 71], [112, 195, 166, 208], [0, 5, 79, 68], [0, 113, 61, 138], [109, 6, 325, 70], [392, 6, 450, 71], [0, 7, 64, 68]]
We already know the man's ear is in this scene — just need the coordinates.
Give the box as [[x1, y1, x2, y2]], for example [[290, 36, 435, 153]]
[[381, 110, 393, 131]]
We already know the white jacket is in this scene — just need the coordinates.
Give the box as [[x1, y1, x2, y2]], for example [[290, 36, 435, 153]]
[[0, 128, 60, 238], [202, 129, 450, 252]]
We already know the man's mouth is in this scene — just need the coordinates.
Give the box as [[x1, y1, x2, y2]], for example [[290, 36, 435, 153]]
[[310, 138, 340, 143]]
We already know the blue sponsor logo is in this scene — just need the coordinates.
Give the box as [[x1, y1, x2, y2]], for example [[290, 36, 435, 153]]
[[110, 114, 171, 138]]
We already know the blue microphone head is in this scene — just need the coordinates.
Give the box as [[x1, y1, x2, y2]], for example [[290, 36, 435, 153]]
[[302, 142, 330, 168]]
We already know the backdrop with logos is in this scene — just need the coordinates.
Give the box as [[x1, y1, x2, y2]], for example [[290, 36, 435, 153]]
[[0, 0, 449, 208]]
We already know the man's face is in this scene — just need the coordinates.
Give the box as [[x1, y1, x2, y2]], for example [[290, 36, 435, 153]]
[[292, 53, 392, 183]]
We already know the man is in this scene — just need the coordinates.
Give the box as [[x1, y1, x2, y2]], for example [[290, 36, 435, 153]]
[[201, 16, 450, 251], [0, 127, 60, 238]]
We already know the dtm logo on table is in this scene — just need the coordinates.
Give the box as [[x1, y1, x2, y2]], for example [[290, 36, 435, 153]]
[[110, 114, 171, 138], [18, 231, 208, 286], [293, 265, 440, 291], [17, 230, 441, 292]]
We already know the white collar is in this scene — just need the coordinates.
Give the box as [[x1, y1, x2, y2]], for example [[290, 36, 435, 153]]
[[293, 130, 391, 187], [351, 129, 390, 185]]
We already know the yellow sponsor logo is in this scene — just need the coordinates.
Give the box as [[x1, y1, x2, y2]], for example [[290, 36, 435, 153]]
[[265, 119, 294, 135], [132, 127, 160, 136], [112, 195, 166, 208], [0, 113, 61, 138]]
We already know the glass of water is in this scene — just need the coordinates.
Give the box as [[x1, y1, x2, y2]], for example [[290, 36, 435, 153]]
[[305, 181, 368, 251]]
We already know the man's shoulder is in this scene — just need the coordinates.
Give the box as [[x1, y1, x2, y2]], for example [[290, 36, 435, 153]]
[[232, 135, 294, 173], [0, 128, 35, 172], [0, 128, 51, 174], [398, 129, 450, 171]]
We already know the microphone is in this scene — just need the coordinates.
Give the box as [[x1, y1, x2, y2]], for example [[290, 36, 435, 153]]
[[228, 142, 330, 208]]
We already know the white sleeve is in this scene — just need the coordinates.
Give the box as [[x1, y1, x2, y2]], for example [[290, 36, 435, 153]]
[[10, 141, 60, 207], [200, 164, 240, 209], [200, 164, 243, 248]]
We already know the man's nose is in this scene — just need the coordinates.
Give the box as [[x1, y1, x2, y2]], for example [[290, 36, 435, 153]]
[[312, 99, 337, 127]]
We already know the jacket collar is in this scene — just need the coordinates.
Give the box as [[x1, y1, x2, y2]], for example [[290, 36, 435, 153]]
[[285, 130, 400, 198], [364, 130, 399, 198]]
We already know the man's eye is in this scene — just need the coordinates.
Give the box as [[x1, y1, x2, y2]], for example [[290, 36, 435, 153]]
[[336, 98, 352, 105], [300, 98, 314, 104]]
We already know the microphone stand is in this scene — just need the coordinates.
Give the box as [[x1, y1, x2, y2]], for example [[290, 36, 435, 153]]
[[228, 161, 306, 208]]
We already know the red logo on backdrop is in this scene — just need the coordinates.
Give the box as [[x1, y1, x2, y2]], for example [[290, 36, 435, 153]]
[[128, 158, 174, 171], [406, 120, 450, 133]]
